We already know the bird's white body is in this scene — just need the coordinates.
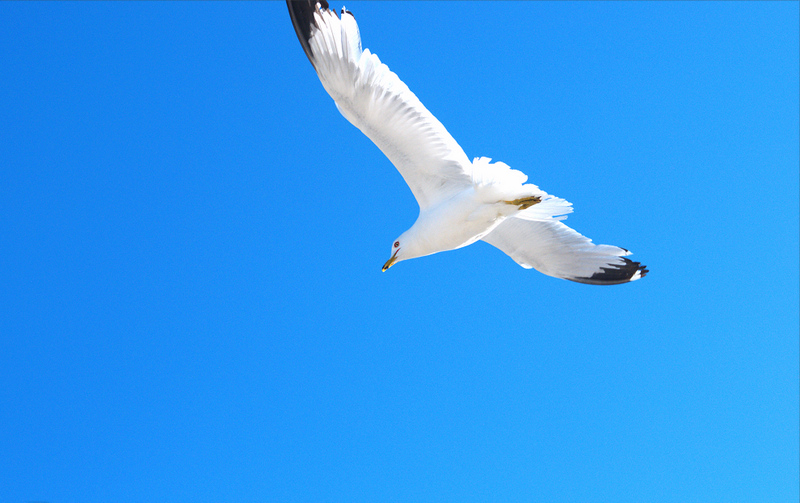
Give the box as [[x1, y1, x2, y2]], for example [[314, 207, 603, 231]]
[[399, 163, 570, 262], [400, 188, 509, 262], [287, 1, 647, 284]]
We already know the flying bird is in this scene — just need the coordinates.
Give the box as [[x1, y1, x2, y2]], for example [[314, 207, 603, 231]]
[[287, 1, 648, 284]]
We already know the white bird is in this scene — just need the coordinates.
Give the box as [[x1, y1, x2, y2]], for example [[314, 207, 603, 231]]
[[287, 1, 648, 284]]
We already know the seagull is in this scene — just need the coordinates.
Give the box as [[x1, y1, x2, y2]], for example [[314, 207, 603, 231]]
[[287, 1, 648, 284]]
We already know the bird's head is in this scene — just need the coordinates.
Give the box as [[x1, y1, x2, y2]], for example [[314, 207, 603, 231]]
[[382, 238, 404, 272]]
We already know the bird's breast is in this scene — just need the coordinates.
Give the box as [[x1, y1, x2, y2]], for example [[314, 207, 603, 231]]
[[413, 191, 503, 253]]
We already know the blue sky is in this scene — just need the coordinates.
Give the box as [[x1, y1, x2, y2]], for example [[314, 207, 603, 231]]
[[1, 1, 797, 502]]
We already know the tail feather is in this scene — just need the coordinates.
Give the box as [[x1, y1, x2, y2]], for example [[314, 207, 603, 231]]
[[471, 157, 527, 189], [516, 196, 573, 221], [471, 157, 573, 221]]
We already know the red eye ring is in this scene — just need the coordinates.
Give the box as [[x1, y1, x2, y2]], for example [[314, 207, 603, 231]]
[[394, 241, 400, 248]]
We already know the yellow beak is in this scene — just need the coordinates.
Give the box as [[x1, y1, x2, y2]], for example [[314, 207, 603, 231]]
[[382, 250, 399, 272]]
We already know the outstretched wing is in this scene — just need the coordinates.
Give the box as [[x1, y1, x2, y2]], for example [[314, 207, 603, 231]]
[[482, 217, 648, 285], [287, 1, 473, 210]]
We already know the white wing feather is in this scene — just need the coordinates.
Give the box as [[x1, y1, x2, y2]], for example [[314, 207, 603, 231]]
[[482, 217, 647, 285], [302, 4, 472, 209]]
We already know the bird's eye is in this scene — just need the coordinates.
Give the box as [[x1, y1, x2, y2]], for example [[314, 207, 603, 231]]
[[394, 241, 399, 248]]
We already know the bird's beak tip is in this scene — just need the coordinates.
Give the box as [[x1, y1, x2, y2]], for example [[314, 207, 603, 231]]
[[382, 253, 398, 272]]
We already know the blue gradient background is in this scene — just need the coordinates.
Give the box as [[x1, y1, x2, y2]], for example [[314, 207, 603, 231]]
[[1, 2, 797, 502]]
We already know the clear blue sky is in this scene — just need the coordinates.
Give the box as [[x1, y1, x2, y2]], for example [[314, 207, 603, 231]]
[[1, 2, 797, 502]]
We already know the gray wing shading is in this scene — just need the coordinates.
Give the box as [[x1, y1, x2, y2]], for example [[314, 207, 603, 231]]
[[287, 1, 473, 210], [482, 217, 648, 285]]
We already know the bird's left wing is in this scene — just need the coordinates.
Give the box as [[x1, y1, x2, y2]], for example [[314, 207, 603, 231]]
[[287, 1, 473, 210], [481, 217, 648, 285]]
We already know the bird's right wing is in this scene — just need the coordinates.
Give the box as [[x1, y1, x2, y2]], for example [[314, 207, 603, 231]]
[[481, 217, 648, 285], [287, 1, 473, 210]]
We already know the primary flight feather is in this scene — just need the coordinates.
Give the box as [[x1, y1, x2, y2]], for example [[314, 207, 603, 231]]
[[287, 0, 648, 285]]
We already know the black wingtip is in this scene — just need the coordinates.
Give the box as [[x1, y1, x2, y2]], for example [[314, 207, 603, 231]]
[[573, 258, 649, 286], [286, 0, 330, 70]]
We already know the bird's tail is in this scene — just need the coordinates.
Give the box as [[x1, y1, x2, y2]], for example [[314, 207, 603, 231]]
[[471, 157, 573, 221]]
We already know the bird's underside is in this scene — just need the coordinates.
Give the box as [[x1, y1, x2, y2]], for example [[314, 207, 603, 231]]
[[287, 0, 648, 285]]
